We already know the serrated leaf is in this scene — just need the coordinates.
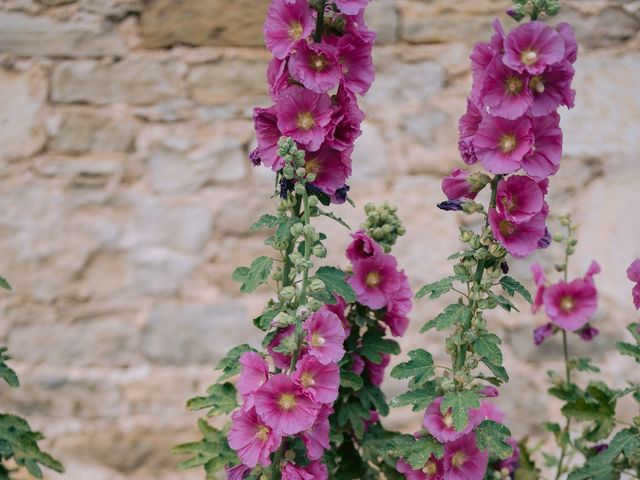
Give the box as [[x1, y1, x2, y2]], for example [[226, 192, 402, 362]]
[[573, 357, 601, 373], [590, 428, 640, 464], [232, 256, 273, 293], [421, 304, 472, 333], [340, 370, 364, 391], [482, 359, 510, 383], [441, 390, 481, 432], [215, 344, 257, 381], [0, 277, 11, 291], [500, 276, 532, 304], [390, 349, 434, 386], [492, 294, 519, 312], [250, 214, 279, 230], [337, 401, 369, 439], [187, 383, 238, 417], [314, 266, 357, 303], [359, 329, 400, 364], [475, 420, 514, 460], [473, 334, 503, 366], [616, 341, 640, 362], [386, 434, 444, 470], [173, 419, 238, 476], [567, 463, 615, 480], [0, 347, 19, 388], [416, 278, 453, 300], [389, 382, 438, 412], [359, 384, 389, 416]]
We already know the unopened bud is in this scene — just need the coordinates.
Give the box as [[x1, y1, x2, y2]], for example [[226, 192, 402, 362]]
[[279, 286, 297, 302], [306, 172, 317, 183], [294, 183, 306, 196], [283, 165, 295, 180], [307, 298, 323, 312], [308, 195, 319, 207], [290, 223, 304, 238], [296, 306, 311, 321], [312, 244, 327, 258], [309, 278, 325, 294], [272, 311, 294, 328]]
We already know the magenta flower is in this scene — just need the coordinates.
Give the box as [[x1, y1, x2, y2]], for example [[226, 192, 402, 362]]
[[529, 62, 575, 117], [480, 386, 499, 398], [264, 0, 315, 60], [322, 295, 349, 334], [496, 175, 545, 224], [442, 169, 479, 201], [531, 262, 546, 313], [470, 44, 498, 107], [275, 86, 333, 152], [474, 115, 533, 174], [458, 100, 483, 165], [384, 273, 412, 337], [254, 374, 320, 436], [253, 106, 283, 171], [472, 401, 505, 424], [301, 404, 332, 460], [627, 259, 640, 309], [481, 59, 533, 119], [228, 407, 282, 468], [397, 457, 444, 480], [332, 33, 375, 95], [543, 278, 598, 332], [366, 353, 390, 387], [348, 253, 403, 309], [292, 354, 340, 403], [423, 397, 482, 443], [326, 84, 364, 151], [443, 433, 489, 480], [304, 461, 328, 479], [281, 463, 314, 480], [238, 352, 270, 409], [267, 56, 291, 99], [557, 22, 578, 64], [288, 40, 343, 93], [578, 324, 599, 342], [304, 143, 352, 195], [303, 309, 346, 365], [226, 464, 251, 480], [488, 209, 546, 259], [351, 353, 365, 375], [503, 21, 566, 75], [343, 10, 376, 45], [267, 325, 298, 370], [522, 113, 563, 180], [496, 438, 520, 475], [335, 0, 370, 15], [533, 322, 555, 346], [346, 230, 383, 262]]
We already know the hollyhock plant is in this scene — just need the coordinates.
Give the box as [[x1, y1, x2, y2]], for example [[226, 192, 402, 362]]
[[267, 56, 290, 98], [522, 113, 563, 179], [348, 253, 403, 309], [228, 408, 282, 468], [267, 324, 297, 369], [442, 169, 481, 201], [627, 259, 640, 309], [264, 0, 315, 60], [474, 114, 533, 174], [291, 354, 340, 403], [503, 21, 566, 75], [496, 175, 545, 223], [488, 209, 546, 259], [529, 62, 576, 116], [326, 85, 364, 151], [330, 33, 375, 95], [365, 352, 390, 387], [346, 229, 383, 262], [458, 100, 483, 165], [288, 40, 342, 93], [281, 463, 314, 480], [384, 274, 412, 337], [303, 309, 346, 365], [443, 434, 489, 480], [237, 352, 270, 408], [481, 59, 533, 119]]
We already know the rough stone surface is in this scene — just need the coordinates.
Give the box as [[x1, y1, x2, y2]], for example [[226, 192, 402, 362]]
[[0, 0, 638, 478]]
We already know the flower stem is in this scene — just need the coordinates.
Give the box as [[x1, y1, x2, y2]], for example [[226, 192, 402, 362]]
[[314, 1, 326, 43], [282, 197, 302, 288]]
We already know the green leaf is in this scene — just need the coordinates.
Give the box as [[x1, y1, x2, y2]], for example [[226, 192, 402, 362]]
[[359, 384, 389, 416], [475, 420, 514, 460], [254, 309, 277, 331], [250, 214, 279, 230], [567, 462, 616, 480], [421, 304, 472, 333], [340, 370, 364, 391], [590, 427, 640, 464], [473, 334, 503, 366], [337, 401, 370, 439], [173, 419, 238, 475], [616, 341, 640, 362], [215, 345, 257, 381], [232, 256, 273, 293], [390, 349, 434, 386], [500, 276, 532, 304], [440, 390, 481, 432], [0, 276, 11, 291], [561, 382, 617, 442], [389, 382, 438, 412], [416, 277, 453, 300], [359, 329, 400, 364], [0, 347, 19, 388], [491, 293, 520, 312], [573, 357, 601, 373], [482, 359, 510, 383], [314, 266, 357, 303], [386, 434, 444, 470], [186, 383, 238, 417]]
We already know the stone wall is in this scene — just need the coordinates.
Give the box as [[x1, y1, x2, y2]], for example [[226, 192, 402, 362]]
[[0, 0, 639, 478]]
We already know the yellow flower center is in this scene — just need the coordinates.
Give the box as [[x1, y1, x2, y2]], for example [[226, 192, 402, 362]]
[[305, 158, 321, 174], [530, 75, 545, 94], [501, 196, 516, 213], [289, 22, 303, 40], [255, 424, 270, 442], [423, 461, 438, 476], [452, 451, 467, 468], [505, 76, 523, 95], [499, 219, 516, 237], [521, 49, 538, 65], [442, 411, 454, 428], [311, 332, 325, 347], [560, 296, 575, 312], [366, 271, 381, 287], [296, 112, 315, 130], [300, 372, 315, 387], [499, 134, 517, 154], [278, 393, 297, 411], [309, 54, 328, 72]]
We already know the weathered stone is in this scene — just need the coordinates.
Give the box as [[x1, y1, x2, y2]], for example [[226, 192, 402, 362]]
[[37, 0, 75, 5], [80, 0, 143, 19], [187, 58, 269, 105], [557, 5, 640, 49], [141, 301, 255, 365], [140, 0, 270, 48], [49, 109, 135, 154], [0, 65, 47, 161], [51, 60, 183, 105], [129, 247, 198, 295], [365, 0, 398, 45], [0, 12, 126, 58]]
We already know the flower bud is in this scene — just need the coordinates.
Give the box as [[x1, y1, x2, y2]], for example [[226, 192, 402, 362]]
[[307, 298, 323, 312], [296, 305, 311, 321], [309, 278, 326, 294], [459, 229, 474, 243], [312, 244, 327, 258], [279, 286, 297, 303], [283, 165, 295, 180], [306, 172, 317, 183], [272, 311, 295, 328], [454, 264, 470, 277], [294, 183, 306, 196], [474, 247, 489, 260], [290, 222, 304, 238], [469, 235, 482, 249], [308, 195, 319, 207], [488, 243, 507, 259], [634, 416, 640, 428]]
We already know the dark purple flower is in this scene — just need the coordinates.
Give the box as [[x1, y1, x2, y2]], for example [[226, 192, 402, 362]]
[[533, 322, 555, 346], [578, 324, 599, 342], [437, 200, 464, 212]]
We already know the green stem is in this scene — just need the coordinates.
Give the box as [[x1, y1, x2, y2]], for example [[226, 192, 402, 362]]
[[314, 1, 326, 43], [281, 197, 302, 288]]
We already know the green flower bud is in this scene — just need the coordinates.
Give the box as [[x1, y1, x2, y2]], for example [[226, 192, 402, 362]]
[[312, 244, 327, 258], [272, 269, 283, 281], [460, 229, 474, 243], [634, 415, 640, 428], [295, 167, 306, 178], [553, 233, 564, 243], [309, 278, 325, 294], [283, 165, 295, 180], [306, 172, 317, 183], [308, 195, 319, 207], [294, 183, 306, 196], [454, 264, 470, 277], [290, 222, 304, 238], [273, 311, 294, 328], [296, 305, 311, 321], [307, 298, 324, 312], [469, 235, 482, 249], [474, 247, 489, 260], [279, 286, 297, 303], [488, 243, 507, 259]]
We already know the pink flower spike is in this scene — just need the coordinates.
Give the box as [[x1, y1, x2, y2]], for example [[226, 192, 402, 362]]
[[481, 59, 533, 119], [303, 309, 346, 365], [228, 407, 282, 468], [304, 461, 329, 479], [443, 433, 489, 480], [335, 0, 370, 15], [480, 386, 499, 398], [254, 374, 320, 436], [397, 457, 444, 480], [423, 397, 481, 443], [304, 143, 352, 195], [346, 230, 383, 262], [633, 284, 640, 310], [585, 261, 602, 286], [264, 0, 315, 60], [627, 259, 640, 282], [348, 253, 403, 309], [531, 262, 546, 313], [288, 41, 343, 93], [267, 56, 291, 99], [496, 175, 545, 224], [458, 100, 483, 165], [474, 115, 533, 174], [384, 272, 413, 337], [471, 401, 505, 423], [488, 210, 546, 259], [301, 404, 332, 460], [253, 106, 284, 171], [292, 354, 340, 403], [237, 352, 270, 409], [503, 21, 566, 75], [275, 86, 333, 152], [543, 279, 598, 332], [522, 113, 563, 180]]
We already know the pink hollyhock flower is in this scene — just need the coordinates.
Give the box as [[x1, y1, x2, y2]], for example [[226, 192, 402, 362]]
[[326, 84, 364, 151], [470, 44, 498, 107], [301, 404, 332, 460], [288, 40, 343, 93], [481, 59, 533, 119], [304, 143, 352, 195], [496, 175, 545, 224], [348, 253, 403, 309], [264, 0, 315, 60], [472, 401, 505, 423], [351, 353, 365, 375], [322, 295, 349, 334], [522, 113, 563, 180], [254, 374, 320, 436], [335, 0, 370, 15], [281, 463, 314, 480], [267, 57, 291, 99], [578, 324, 599, 342], [488, 209, 546, 259], [343, 11, 376, 45], [303, 309, 346, 364], [253, 106, 283, 171], [292, 354, 340, 403], [443, 433, 489, 480], [332, 33, 375, 95], [503, 21, 566, 75], [397, 457, 444, 480], [423, 397, 483, 443], [228, 407, 282, 468], [226, 464, 251, 480], [533, 322, 555, 346], [529, 62, 575, 117], [480, 386, 499, 398], [557, 22, 578, 64], [531, 263, 546, 313], [442, 169, 480, 201], [458, 100, 483, 165], [474, 115, 533, 174], [267, 325, 298, 370], [346, 230, 383, 262], [627, 259, 640, 309], [366, 353, 390, 387], [238, 352, 270, 409], [544, 278, 598, 332], [304, 461, 328, 479], [384, 273, 412, 337], [275, 86, 333, 152]]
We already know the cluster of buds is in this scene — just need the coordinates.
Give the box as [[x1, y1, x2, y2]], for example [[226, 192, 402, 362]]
[[362, 202, 406, 253]]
